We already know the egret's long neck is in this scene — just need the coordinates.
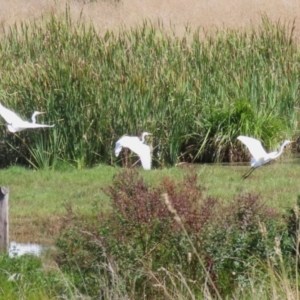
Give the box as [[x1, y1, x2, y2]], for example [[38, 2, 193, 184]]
[[274, 142, 288, 159], [279, 142, 289, 155], [140, 133, 146, 143], [31, 112, 39, 124]]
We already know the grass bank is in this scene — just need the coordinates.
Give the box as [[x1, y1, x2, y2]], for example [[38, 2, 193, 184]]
[[3, 159, 299, 244]]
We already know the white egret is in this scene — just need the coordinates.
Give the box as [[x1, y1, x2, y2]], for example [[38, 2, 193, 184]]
[[0, 103, 55, 133], [115, 132, 152, 170], [237, 135, 293, 179]]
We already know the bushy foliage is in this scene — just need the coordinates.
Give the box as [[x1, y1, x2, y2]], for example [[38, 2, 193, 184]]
[[55, 170, 296, 299], [202, 193, 291, 295], [55, 205, 118, 298], [105, 170, 219, 296]]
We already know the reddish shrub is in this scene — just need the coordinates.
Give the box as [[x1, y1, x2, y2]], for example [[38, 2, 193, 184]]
[[106, 169, 218, 237]]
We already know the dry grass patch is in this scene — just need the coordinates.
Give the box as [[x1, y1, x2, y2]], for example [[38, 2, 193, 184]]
[[0, 0, 299, 39]]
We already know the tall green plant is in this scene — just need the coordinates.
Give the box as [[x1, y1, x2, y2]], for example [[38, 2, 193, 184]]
[[0, 12, 298, 168]]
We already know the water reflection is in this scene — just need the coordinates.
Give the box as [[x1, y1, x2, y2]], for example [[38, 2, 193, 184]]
[[202, 154, 300, 167], [9, 241, 43, 258]]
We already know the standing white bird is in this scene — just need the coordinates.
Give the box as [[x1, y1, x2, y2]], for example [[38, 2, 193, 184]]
[[0, 103, 55, 133], [237, 135, 293, 179], [115, 132, 152, 170]]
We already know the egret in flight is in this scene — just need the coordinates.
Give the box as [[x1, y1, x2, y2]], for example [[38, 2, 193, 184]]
[[237, 135, 293, 179], [115, 132, 152, 170], [0, 103, 55, 133]]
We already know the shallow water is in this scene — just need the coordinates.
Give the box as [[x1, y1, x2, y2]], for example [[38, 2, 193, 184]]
[[177, 156, 300, 169], [9, 241, 44, 258], [208, 154, 300, 167]]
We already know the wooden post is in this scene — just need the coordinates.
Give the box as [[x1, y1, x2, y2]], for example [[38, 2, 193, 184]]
[[0, 187, 9, 253]]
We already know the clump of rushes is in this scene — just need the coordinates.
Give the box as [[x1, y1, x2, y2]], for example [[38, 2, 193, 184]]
[[0, 10, 298, 168]]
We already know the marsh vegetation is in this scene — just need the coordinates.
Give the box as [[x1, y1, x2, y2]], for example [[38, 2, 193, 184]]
[[0, 11, 299, 169], [0, 6, 299, 300]]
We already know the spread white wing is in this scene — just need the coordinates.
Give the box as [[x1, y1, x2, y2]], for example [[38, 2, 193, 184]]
[[0, 103, 24, 124], [237, 135, 268, 161], [114, 136, 151, 170], [115, 136, 141, 156], [8, 122, 55, 132], [0, 103, 55, 132], [132, 143, 151, 170]]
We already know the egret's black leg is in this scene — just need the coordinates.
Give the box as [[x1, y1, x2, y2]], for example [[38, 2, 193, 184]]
[[124, 148, 129, 168], [242, 167, 257, 180], [131, 158, 141, 168]]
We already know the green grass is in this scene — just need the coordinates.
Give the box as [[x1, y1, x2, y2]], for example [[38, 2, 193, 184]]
[[2, 159, 300, 244], [196, 160, 300, 209], [0, 253, 96, 300], [1, 164, 116, 243], [2, 165, 114, 214]]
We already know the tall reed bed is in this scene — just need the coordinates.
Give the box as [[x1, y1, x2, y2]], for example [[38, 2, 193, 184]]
[[0, 11, 299, 168]]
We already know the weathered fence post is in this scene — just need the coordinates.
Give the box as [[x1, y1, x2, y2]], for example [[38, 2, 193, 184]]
[[0, 187, 9, 253]]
